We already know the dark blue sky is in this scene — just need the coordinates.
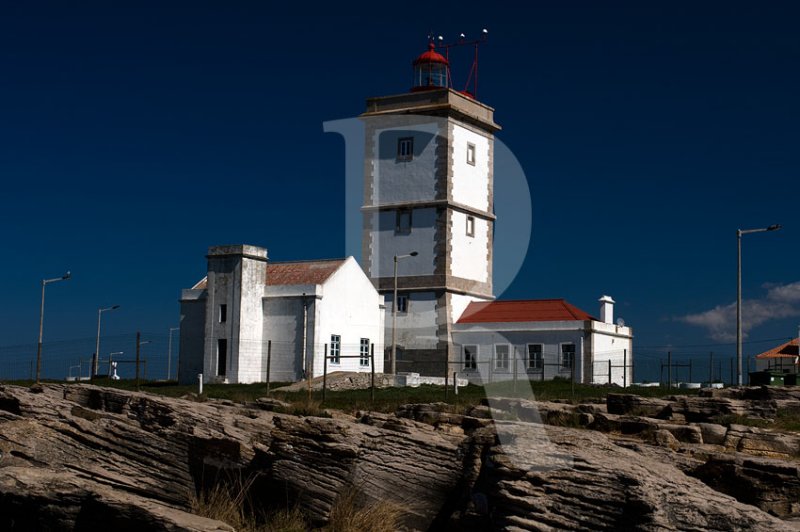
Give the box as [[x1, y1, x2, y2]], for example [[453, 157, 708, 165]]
[[1, 1, 798, 369]]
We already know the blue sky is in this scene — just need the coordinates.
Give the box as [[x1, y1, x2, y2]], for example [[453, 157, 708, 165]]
[[1, 1, 798, 376]]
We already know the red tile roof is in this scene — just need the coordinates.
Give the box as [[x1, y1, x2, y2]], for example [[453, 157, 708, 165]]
[[457, 299, 597, 324], [191, 259, 346, 290], [755, 338, 799, 359], [266, 259, 346, 286]]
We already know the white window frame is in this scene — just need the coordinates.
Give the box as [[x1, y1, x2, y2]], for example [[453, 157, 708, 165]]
[[397, 137, 414, 161], [330, 334, 341, 365], [467, 142, 476, 166], [463, 345, 478, 371], [527, 343, 543, 372], [466, 215, 475, 237], [359, 338, 370, 367], [560, 343, 575, 371], [494, 344, 510, 371]]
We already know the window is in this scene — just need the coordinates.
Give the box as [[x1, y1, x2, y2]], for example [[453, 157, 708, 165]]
[[561, 343, 575, 370], [396, 209, 412, 234], [217, 339, 227, 377], [395, 294, 409, 313], [467, 142, 476, 165], [494, 344, 509, 371], [397, 137, 414, 161], [463, 345, 478, 371], [360, 338, 370, 366], [466, 216, 475, 237], [527, 344, 543, 371], [330, 334, 341, 364], [218, 304, 227, 323]]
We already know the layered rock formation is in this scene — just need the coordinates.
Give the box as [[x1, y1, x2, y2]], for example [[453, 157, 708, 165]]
[[0, 383, 797, 531]]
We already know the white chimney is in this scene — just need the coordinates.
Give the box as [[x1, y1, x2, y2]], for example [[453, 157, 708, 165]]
[[599, 295, 615, 325]]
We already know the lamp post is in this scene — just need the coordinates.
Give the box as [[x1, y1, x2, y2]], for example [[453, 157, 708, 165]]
[[93, 305, 120, 378], [737, 224, 781, 386], [167, 326, 179, 380], [391, 251, 418, 375], [35, 271, 71, 384]]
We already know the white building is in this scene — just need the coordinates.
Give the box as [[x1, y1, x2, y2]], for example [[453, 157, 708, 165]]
[[177, 41, 634, 385], [451, 296, 633, 386], [179, 245, 384, 384]]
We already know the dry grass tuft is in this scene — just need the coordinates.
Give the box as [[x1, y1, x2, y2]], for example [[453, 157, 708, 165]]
[[327, 487, 405, 532]]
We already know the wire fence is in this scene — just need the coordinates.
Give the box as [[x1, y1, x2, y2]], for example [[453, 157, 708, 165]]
[[0, 332, 180, 382]]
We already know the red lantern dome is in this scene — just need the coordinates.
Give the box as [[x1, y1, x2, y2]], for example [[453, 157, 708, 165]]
[[411, 43, 450, 92]]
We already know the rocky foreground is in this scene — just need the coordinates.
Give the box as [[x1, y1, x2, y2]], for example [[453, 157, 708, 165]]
[[0, 384, 798, 531]]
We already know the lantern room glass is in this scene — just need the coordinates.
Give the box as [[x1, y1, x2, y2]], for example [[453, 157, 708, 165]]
[[414, 62, 447, 89]]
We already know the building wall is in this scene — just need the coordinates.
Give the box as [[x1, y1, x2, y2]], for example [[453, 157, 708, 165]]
[[262, 297, 305, 382], [450, 210, 489, 283], [234, 254, 268, 383], [371, 124, 440, 204], [450, 123, 490, 212], [368, 208, 437, 278], [384, 291, 439, 351], [452, 325, 586, 383], [315, 258, 385, 377], [589, 321, 633, 386], [178, 289, 206, 385]]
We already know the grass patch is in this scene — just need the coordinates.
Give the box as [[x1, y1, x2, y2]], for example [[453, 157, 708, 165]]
[[327, 487, 404, 532], [11, 377, 699, 416]]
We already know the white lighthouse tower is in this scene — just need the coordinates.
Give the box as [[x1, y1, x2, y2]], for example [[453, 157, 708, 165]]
[[361, 38, 500, 375]]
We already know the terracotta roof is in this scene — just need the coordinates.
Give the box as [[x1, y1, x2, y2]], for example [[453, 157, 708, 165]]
[[190, 258, 346, 290], [266, 259, 346, 286], [755, 339, 799, 359], [457, 299, 597, 324]]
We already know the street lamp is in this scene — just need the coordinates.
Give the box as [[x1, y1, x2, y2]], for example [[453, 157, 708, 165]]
[[35, 271, 71, 383], [167, 326, 179, 380], [737, 224, 781, 386], [391, 251, 418, 375], [93, 305, 120, 378]]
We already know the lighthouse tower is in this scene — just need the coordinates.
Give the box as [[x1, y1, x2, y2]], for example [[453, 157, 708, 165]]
[[361, 39, 500, 375]]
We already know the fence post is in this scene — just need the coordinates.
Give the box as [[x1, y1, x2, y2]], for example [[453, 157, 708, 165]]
[[709, 351, 713, 383], [667, 351, 672, 389], [513, 346, 518, 394], [266, 340, 272, 396], [608, 359, 612, 385], [135, 331, 141, 392], [453, 371, 459, 395], [623, 349, 627, 388], [370, 343, 375, 404], [322, 343, 328, 404], [444, 351, 449, 402]]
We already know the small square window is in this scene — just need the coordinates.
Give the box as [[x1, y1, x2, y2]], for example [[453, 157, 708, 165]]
[[466, 216, 475, 237], [360, 338, 370, 366], [467, 142, 476, 166], [397, 137, 414, 161], [396, 209, 412, 234], [463, 345, 478, 371], [494, 344, 509, 371], [527, 344, 543, 371], [330, 334, 341, 364], [561, 344, 575, 370], [395, 294, 409, 313], [218, 304, 227, 323]]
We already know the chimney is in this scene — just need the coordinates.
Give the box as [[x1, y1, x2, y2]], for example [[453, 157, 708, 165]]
[[599, 295, 615, 325]]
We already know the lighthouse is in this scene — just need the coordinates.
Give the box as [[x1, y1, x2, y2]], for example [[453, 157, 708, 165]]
[[361, 38, 500, 375]]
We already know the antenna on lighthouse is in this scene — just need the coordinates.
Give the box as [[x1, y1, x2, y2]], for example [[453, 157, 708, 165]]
[[411, 29, 489, 98]]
